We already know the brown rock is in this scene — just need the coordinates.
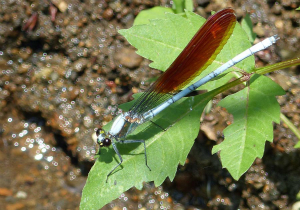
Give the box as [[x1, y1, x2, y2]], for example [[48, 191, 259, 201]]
[[0, 188, 13, 196], [115, 48, 143, 69], [103, 8, 114, 20]]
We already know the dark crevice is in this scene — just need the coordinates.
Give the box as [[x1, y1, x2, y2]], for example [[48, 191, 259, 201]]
[[19, 38, 45, 52], [19, 37, 63, 54], [53, 132, 79, 166], [23, 111, 46, 126]]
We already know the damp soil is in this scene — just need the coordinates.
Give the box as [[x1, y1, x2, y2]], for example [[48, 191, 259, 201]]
[[0, 0, 300, 209]]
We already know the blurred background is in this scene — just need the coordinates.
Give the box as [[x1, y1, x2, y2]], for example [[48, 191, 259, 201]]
[[0, 0, 300, 209]]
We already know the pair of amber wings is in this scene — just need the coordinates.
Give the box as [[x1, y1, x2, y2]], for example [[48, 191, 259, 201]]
[[129, 8, 237, 116]]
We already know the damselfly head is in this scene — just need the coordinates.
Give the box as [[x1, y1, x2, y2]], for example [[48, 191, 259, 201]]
[[96, 128, 112, 147]]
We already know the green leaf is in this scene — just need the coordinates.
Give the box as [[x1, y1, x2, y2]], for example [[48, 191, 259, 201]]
[[133, 6, 174, 26], [172, 0, 185, 13], [119, 10, 254, 91], [296, 7, 300, 10], [172, 0, 193, 13], [80, 90, 215, 209], [184, 0, 194, 12], [120, 11, 205, 71], [212, 74, 285, 180], [241, 14, 256, 44]]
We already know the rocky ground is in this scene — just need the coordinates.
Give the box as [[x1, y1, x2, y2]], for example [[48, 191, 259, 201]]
[[0, 0, 300, 209]]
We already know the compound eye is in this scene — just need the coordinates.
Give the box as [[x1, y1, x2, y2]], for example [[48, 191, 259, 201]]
[[103, 138, 111, 147], [96, 128, 103, 136]]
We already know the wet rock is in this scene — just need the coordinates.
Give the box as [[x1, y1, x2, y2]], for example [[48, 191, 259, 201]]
[[0, 188, 13, 196], [52, 0, 68, 12], [103, 8, 114, 20], [115, 47, 143, 69], [253, 23, 265, 37], [72, 58, 88, 72], [5, 203, 25, 210], [271, 3, 282, 15], [15, 191, 27, 199]]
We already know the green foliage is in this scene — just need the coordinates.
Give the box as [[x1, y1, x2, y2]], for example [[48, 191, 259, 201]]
[[172, 0, 194, 13], [133, 0, 193, 26], [294, 140, 300, 148], [212, 75, 285, 179], [80, 9, 300, 210], [296, 7, 300, 10], [133, 7, 174, 26], [184, 0, 194, 12], [121, 11, 206, 71], [241, 14, 257, 44]]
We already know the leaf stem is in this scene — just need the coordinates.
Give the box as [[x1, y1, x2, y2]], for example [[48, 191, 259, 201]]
[[255, 57, 300, 74], [280, 113, 300, 146]]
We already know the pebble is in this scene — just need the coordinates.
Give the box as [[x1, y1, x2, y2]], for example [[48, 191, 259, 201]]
[[0, 188, 13, 196], [15, 191, 27, 199], [52, 0, 68, 12], [5, 203, 25, 210], [114, 47, 143, 69], [73, 58, 88, 72], [103, 8, 114, 20], [253, 23, 265, 37]]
